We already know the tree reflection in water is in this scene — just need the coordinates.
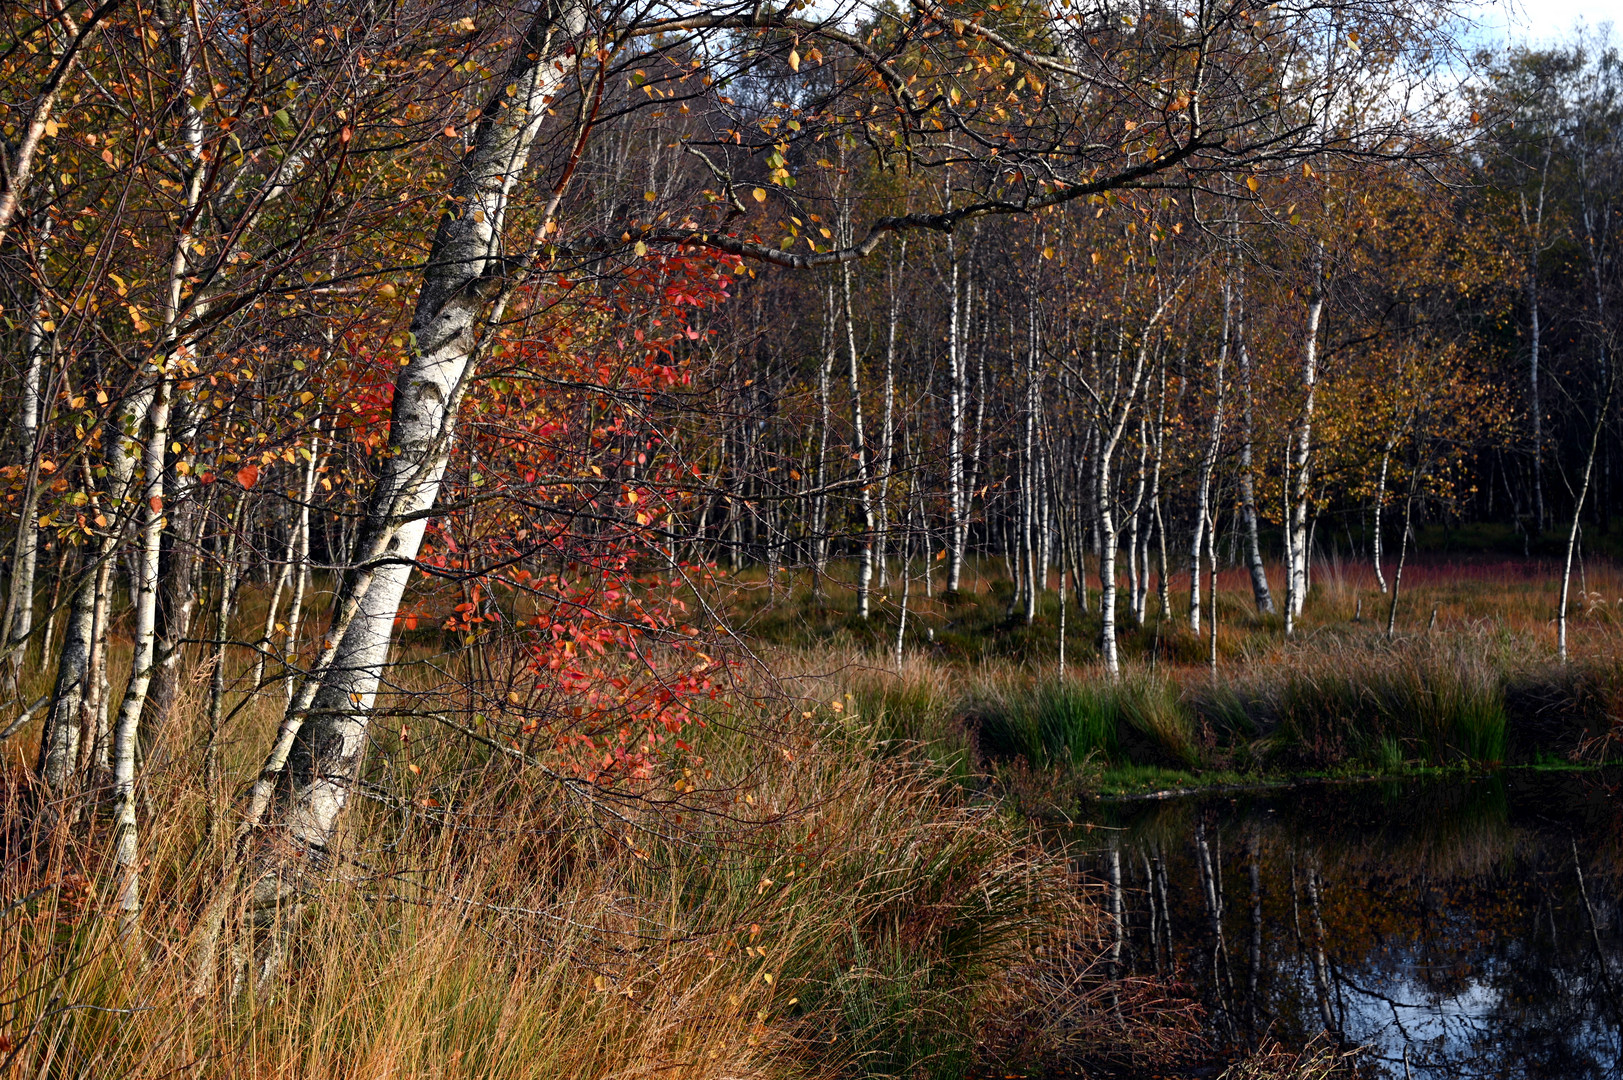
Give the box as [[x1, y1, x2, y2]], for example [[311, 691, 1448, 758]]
[[1071, 770, 1623, 1078]]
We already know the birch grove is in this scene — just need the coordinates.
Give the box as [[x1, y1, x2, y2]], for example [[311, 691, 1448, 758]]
[[3, 0, 1615, 1000]]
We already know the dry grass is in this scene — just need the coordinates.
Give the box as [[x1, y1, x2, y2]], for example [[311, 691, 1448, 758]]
[[0, 634, 1187, 1080], [736, 558, 1623, 788], [4, 554, 1597, 1078]]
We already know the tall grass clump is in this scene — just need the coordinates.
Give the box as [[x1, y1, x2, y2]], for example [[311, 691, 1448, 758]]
[[1204, 644, 1509, 769], [1503, 658, 1623, 762], [974, 672, 1197, 771]]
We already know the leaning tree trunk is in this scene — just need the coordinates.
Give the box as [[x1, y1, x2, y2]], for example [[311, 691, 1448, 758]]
[[256, 0, 588, 886], [1559, 369, 1616, 662], [1371, 440, 1393, 594]]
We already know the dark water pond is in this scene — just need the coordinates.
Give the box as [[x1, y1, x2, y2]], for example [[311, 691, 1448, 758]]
[[1070, 769, 1623, 1078]]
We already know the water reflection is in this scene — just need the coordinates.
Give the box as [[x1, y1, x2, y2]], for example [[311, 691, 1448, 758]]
[[1071, 770, 1623, 1078]]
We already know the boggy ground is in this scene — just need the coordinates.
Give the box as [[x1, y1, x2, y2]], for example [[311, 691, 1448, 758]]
[[0, 603, 1339, 1080], [732, 556, 1623, 805], [5, 555, 1606, 1080]]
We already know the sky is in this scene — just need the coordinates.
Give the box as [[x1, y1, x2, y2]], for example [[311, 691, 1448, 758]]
[[1478, 0, 1623, 45]]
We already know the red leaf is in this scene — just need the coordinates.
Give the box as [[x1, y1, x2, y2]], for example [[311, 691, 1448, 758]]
[[237, 463, 260, 489]]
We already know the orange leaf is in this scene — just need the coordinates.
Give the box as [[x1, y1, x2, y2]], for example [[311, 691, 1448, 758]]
[[237, 463, 260, 489]]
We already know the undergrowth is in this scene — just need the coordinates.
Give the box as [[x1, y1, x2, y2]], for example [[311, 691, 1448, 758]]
[[0, 655, 1206, 1080]]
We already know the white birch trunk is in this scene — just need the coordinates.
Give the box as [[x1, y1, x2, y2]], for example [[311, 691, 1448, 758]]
[[1520, 166, 1551, 533], [1236, 312, 1273, 614], [283, 425, 322, 704], [109, 380, 172, 938], [876, 241, 902, 590], [841, 249, 874, 618], [1287, 244, 1325, 624], [1094, 334, 1156, 677], [37, 388, 152, 795], [1190, 281, 1231, 633], [2, 215, 53, 674], [254, 535, 293, 687], [1372, 441, 1393, 594], [270, 1, 588, 862], [812, 286, 834, 578], [1559, 373, 1615, 662], [945, 242, 967, 593]]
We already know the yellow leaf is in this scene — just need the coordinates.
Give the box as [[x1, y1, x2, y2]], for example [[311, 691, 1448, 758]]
[[633, 240, 647, 256], [787, 49, 800, 72], [752, 188, 767, 202], [1246, 175, 1259, 192]]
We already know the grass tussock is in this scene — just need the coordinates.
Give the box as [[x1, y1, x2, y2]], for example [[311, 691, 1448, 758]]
[[1202, 641, 1511, 769], [972, 672, 1197, 772]]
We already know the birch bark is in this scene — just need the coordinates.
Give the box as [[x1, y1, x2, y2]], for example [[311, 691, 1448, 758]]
[[1286, 244, 1325, 626], [1236, 302, 1273, 613], [271, 0, 589, 863], [36, 388, 152, 796], [2, 215, 53, 677], [840, 239, 874, 618], [875, 241, 902, 589], [1190, 281, 1231, 634], [109, 380, 171, 938]]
